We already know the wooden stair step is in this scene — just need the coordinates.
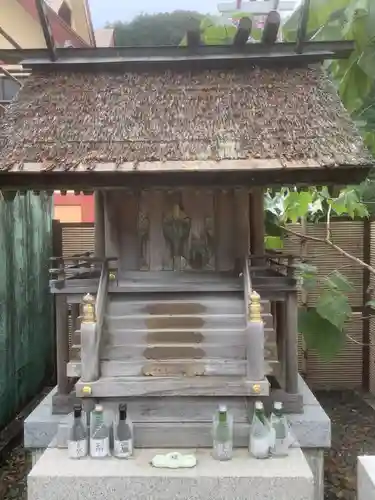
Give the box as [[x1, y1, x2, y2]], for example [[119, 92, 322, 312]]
[[68, 358, 279, 378], [105, 313, 245, 329], [75, 374, 270, 398], [107, 294, 248, 315]]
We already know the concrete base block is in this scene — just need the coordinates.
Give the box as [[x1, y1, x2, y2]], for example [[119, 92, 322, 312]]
[[303, 449, 324, 500], [28, 447, 314, 500], [358, 456, 375, 500], [24, 376, 331, 451]]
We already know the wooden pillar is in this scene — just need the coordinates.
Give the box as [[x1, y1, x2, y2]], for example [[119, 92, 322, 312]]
[[55, 294, 70, 395], [94, 190, 105, 258], [276, 301, 286, 389], [249, 188, 265, 263], [285, 291, 299, 394]]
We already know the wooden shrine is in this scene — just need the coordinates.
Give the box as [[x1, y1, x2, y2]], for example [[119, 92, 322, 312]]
[[0, 5, 373, 446]]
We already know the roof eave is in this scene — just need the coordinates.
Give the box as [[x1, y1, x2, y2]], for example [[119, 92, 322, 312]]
[[0, 164, 371, 191], [0, 40, 355, 68]]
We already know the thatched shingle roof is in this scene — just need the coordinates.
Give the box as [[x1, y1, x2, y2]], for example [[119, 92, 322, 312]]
[[0, 65, 372, 173]]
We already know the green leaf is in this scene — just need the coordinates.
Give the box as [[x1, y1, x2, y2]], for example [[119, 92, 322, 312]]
[[325, 270, 354, 293], [298, 308, 345, 360], [366, 299, 375, 309], [265, 236, 284, 250], [294, 262, 318, 275], [316, 290, 352, 329]]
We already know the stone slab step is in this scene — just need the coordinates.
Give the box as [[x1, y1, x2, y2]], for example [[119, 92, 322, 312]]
[[28, 448, 314, 500]]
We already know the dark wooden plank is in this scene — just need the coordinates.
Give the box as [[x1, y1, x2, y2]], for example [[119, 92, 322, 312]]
[[119, 190, 139, 271], [104, 191, 120, 263], [55, 295, 70, 395], [234, 188, 250, 261], [35, 0, 57, 61], [215, 189, 235, 271], [94, 191, 105, 258], [285, 291, 299, 394]]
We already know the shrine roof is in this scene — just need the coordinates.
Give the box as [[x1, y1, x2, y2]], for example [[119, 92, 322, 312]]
[[0, 64, 372, 181]]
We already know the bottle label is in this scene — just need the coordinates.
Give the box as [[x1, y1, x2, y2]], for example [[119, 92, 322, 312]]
[[90, 437, 110, 458], [113, 439, 133, 458], [250, 436, 270, 459], [68, 439, 88, 459]]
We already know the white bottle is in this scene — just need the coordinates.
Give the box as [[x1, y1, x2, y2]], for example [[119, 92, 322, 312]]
[[113, 403, 133, 459], [89, 404, 110, 458], [270, 402, 289, 457], [67, 404, 88, 459], [249, 401, 270, 459]]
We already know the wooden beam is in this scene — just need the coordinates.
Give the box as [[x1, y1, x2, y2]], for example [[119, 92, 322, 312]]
[[261, 10, 281, 45], [35, 0, 57, 62], [0, 26, 22, 50], [94, 191, 105, 258], [285, 291, 299, 394], [55, 295, 70, 395], [249, 188, 265, 263], [2, 40, 354, 68], [295, 0, 311, 54], [0, 66, 22, 86], [233, 17, 252, 48]]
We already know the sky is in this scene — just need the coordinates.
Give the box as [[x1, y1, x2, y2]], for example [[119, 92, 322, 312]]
[[88, 0, 220, 27]]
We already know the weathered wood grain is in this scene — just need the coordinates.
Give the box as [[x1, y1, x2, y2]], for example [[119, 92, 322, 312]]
[[105, 312, 274, 331], [68, 358, 279, 378], [119, 190, 139, 271], [107, 294, 246, 315], [215, 189, 235, 271], [76, 375, 270, 397], [104, 191, 120, 262], [99, 340, 278, 361], [234, 188, 250, 260], [100, 396, 249, 422], [182, 188, 215, 270]]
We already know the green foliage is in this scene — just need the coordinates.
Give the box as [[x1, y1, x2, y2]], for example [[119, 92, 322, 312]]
[[265, 186, 367, 358], [298, 308, 346, 360], [283, 0, 375, 154], [110, 11, 203, 47]]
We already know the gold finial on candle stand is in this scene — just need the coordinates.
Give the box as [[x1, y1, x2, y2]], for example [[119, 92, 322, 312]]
[[81, 293, 96, 323], [249, 290, 262, 323]]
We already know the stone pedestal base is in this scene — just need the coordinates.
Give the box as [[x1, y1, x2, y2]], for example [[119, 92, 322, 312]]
[[28, 448, 314, 500], [358, 456, 375, 500]]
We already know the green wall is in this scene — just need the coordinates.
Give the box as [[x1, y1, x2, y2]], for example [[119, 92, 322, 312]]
[[0, 192, 54, 429]]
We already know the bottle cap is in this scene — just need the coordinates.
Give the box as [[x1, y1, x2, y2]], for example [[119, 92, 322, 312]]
[[255, 401, 264, 410], [218, 404, 227, 413], [94, 404, 103, 412], [119, 403, 127, 413], [274, 401, 283, 410]]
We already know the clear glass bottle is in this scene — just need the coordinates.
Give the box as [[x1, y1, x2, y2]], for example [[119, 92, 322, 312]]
[[270, 402, 289, 457], [212, 404, 233, 461], [113, 403, 133, 459], [67, 403, 88, 459], [89, 404, 110, 458], [249, 401, 270, 459]]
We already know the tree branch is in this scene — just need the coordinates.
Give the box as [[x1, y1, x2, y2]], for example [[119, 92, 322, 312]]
[[284, 226, 375, 276]]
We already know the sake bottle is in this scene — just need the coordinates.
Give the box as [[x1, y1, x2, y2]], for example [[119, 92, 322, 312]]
[[90, 404, 110, 458], [67, 404, 88, 459], [212, 404, 233, 461], [249, 401, 270, 459], [270, 402, 289, 457], [113, 403, 133, 458]]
